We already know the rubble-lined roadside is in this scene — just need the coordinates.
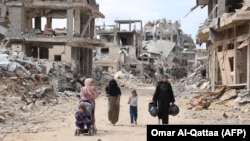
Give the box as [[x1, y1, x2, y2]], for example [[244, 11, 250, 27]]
[[1, 48, 250, 139], [0, 48, 84, 137], [172, 63, 250, 111]]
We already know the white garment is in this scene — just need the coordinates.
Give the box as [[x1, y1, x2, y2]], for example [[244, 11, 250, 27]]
[[128, 96, 138, 107]]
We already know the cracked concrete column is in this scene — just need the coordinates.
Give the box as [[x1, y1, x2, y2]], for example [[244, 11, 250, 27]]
[[8, 7, 25, 35], [46, 17, 52, 28], [67, 8, 74, 38], [74, 9, 81, 35], [26, 16, 32, 32]]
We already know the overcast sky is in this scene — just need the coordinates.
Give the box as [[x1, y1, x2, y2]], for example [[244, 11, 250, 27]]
[[95, 0, 208, 47]]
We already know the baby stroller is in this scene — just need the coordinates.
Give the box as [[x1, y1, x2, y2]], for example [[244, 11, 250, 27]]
[[74, 100, 97, 136]]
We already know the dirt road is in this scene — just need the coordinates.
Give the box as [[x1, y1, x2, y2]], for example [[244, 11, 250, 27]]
[[2, 85, 250, 141]]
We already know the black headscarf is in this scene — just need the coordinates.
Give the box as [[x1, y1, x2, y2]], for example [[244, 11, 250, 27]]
[[105, 79, 121, 96]]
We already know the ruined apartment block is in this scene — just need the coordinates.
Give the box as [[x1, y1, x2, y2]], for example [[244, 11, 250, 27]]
[[0, 0, 104, 76], [95, 18, 196, 80], [142, 19, 196, 79], [196, 0, 250, 90], [94, 20, 143, 73]]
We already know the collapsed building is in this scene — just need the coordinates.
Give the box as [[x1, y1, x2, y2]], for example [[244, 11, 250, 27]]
[[196, 0, 250, 90], [94, 20, 143, 74], [0, 0, 104, 76], [142, 18, 196, 80], [94, 18, 197, 82], [195, 0, 250, 103]]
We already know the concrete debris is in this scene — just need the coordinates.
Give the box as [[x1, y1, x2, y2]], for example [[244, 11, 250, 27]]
[[0, 50, 90, 134], [188, 85, 227, 109], [235, 90, 250, 104]]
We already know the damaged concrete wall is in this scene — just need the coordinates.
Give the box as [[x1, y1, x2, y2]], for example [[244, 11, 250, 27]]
[[94, 20, 142, 73], [49, 45, 71, 63], [196, 0, 250, 91], [6, 6, 24, 37], [0, 0, 105, 77], [11, 44, 23, 52], [71, 47, 92, 76]]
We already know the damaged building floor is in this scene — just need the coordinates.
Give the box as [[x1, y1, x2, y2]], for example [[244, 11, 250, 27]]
[[1, 83, 250, 141]]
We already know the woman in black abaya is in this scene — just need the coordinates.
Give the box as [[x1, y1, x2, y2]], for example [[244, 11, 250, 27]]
[[105, 79, 121, 125], [152, 75, 175, 124]]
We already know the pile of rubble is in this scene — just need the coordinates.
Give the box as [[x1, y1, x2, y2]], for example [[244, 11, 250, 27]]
[[0, 49, 89, 135], [0, 48, 157, 136], [172, 62, 250, 111]]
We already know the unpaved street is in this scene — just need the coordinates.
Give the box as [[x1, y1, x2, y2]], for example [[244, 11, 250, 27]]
[[2, 85, 250, 141]]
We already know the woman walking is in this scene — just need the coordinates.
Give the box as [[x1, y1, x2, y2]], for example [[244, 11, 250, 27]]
[[79, 78, 100, 130], [105, 79, 121, 125], [152, 74, 175, 124]]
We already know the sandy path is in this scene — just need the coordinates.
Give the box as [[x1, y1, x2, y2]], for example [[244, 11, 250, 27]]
[[3, 86, 250, 141]]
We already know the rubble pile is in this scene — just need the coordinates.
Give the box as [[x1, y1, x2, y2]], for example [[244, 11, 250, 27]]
[[106, 70, 155, 89], [0, 49, 86, 135], [0, 48, 156, 136], [172, 63, 250, 110], [173, 64, 210, 95]]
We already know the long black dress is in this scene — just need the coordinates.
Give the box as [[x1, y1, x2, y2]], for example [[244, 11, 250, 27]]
[[105, 79, 121, 124], [152, 81, 175, 124]]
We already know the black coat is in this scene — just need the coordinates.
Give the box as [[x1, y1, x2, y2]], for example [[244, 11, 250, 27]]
[[153, 81, 175, 104], [152, 81, 175, 124]]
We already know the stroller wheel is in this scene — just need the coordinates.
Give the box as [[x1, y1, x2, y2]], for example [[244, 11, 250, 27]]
[[88, 128, 94, 136], [75, 129, 80, 136], [94, 128, 97, 134]]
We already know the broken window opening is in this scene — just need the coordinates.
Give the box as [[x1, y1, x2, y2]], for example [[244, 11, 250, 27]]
[[101, 48, 109, 54], [30, 46, 38, 58], [226, 0, 243, 13], [39, 47, 49, 59], [120, 37, 128, 46], [227, 44, 234, 50], [236, 23, 249, 36], [54, 55, 61, 61], [102, 66, 108, 72], [106, 36, 112, 42], [218, 46, 223, 52], [229, 57, 234, 72], [146, 35, 153, 41]]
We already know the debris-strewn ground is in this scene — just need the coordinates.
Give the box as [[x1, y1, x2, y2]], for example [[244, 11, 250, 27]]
[[1, 49, 250, 141], [1, 85, 250, 141]]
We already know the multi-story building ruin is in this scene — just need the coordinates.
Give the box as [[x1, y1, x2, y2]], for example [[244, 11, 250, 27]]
[[196, 0, 250, 90], [94, 20, 143, 73], [142, 18, 196, 79], [94, 18, 196, 81], [0, 0, 104, 76]]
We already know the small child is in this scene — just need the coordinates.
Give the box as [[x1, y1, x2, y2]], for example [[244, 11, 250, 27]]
[[127, 89, 138, 126], [75, 105, 89, 129]]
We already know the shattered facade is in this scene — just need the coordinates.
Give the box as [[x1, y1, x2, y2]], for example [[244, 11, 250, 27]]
[[94, 18, 197, 82], [0, 0, 104, 76], [94, 20, 143, 73], [196, 0, 250, 91], [142, 18, 196, 79]]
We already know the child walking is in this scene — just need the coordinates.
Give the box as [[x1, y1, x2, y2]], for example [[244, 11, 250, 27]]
[[127, 89, 138, 126], [75, 105, 89, 130]]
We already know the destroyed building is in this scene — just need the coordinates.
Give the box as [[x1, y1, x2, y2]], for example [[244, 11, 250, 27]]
[[94, 18, 197, 82], [142, 18, 196, 79], [195, 0, 250, 92], [94, 20, 143, 74], [0, 0, 104, 76]]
